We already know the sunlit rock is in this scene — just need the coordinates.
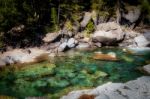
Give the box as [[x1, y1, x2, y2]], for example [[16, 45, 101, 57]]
[[80, 12, 92, 28], [122, 6, 141, 23], [42, 32, 61, 43], [92, 22, 125, 45], [134, 32, 150, 47], [67, 38, 78, 48], [0, 48, 50, 66], [61, 76, 150, 99]]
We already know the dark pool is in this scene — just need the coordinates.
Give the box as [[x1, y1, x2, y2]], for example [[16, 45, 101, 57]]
[[0, 48, 150, 99]]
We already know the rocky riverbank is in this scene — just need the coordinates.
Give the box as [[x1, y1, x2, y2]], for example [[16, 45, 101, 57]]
[[61, 76, 150, 99], [0, 22, 150, 67]]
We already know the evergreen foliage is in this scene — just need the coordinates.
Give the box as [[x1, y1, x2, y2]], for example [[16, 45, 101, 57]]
[[0, 0, 149, 48]]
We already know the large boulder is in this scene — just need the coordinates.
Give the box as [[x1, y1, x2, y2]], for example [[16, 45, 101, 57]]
[[92, 22, 125, 45], [42, 32, 61, 43], [134, 32, 150, 47], [122, 6, 141, 23], [119, 30, 140, 47], [80, 12, 92, 28], [61, 76, 150, 99], [0, 48, 49, 66]]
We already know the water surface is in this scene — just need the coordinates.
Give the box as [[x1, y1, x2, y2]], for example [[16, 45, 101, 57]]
[[0, 48, 149, 99]]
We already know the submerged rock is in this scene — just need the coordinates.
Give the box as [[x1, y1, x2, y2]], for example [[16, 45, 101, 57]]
[[93, 52, 118, 61], [121, 55, 134, 62]]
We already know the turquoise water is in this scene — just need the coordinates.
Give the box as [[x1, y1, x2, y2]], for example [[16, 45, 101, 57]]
[[0, 48, 149, 99]]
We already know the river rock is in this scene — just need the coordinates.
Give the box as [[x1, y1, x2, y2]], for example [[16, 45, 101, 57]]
[[0, 48, 49, 66], [94, 42, 102, 47], [92, 22, 125, 45], [125, 47, 150, 55], [119, 30, 140, 47], [76, 43, 90, 49], [58, 42, 67, 52], [80, 12, 92, 28], [42, 32, 61, 43], [142, 64, 150, 75], [67, 38, 78, 48], [61, 76, 150, 99], [134, 32, 150, 47], [0, 59, 6, 67], [122, 6, 141, 23]]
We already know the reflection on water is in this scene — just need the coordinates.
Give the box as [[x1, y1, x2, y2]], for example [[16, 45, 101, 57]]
[[0, 48, 150, 99]]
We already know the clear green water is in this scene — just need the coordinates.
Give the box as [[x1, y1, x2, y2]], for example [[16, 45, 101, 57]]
[[0, 48, 150, 99]]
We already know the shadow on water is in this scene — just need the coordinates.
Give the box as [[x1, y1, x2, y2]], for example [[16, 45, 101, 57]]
[[0, 48, 150, 98]]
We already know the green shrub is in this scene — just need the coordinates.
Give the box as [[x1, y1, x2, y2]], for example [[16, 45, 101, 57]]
[[85, 20, 95, 34], [65, 21, 73, 31]]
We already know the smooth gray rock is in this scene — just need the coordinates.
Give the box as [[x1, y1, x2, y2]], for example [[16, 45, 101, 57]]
[[76, 43, 90, 49], [80, 12, 92, 28], [0, 48, 49, 66], [58, 42, 67, 52], [125, 47, 150, 55], [134, 35, 150, 47], [0, 59, 6, 67], [3, 56, 14, 65], [42, 32, 60, 43], [143, 64, 150, 75], [61, 76, 150, 99], [67, 38, 78, 48], [143, 32, 150, 41], [92, 22, 125, 45], [122, 6, 141, 23]]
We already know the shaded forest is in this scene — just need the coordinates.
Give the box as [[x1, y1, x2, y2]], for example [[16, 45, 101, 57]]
[[0, 0, 150, 49]]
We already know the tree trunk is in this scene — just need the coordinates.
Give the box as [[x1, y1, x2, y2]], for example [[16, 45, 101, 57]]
[[116, 0, 121, 24], [57, 0, 60, 25]]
